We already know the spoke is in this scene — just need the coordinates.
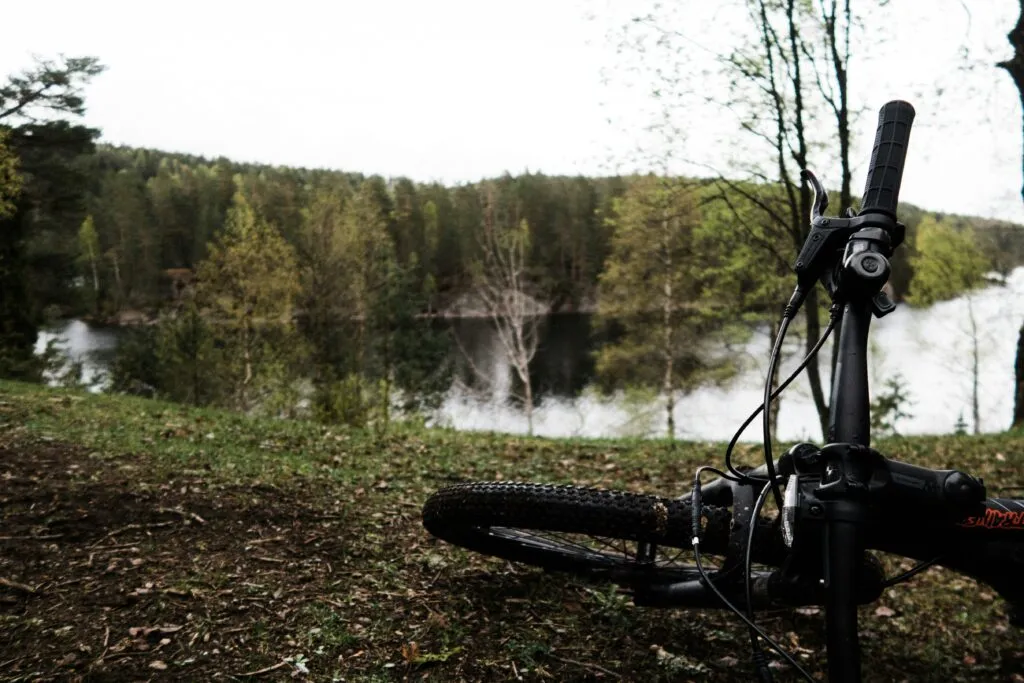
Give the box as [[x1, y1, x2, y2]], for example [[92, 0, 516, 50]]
[[659, 547, 691, 565], [489, 527, 707, 570], [494, 528, 613, 559]]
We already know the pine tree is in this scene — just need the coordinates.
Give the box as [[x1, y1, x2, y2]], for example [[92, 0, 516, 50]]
[[196, 190, 302, 412], [155, 301, 224, 406], [299, 180, 400, 427]]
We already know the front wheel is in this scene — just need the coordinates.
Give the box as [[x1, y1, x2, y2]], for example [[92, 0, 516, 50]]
[[422, 482, 735, 585]]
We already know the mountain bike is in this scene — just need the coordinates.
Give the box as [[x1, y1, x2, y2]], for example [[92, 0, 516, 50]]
[[422, 102, 1023, 682]]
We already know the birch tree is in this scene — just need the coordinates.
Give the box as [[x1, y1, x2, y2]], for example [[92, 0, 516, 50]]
[[77, 214, 100, 313], [472, 182, 547, 435], [596, 175, 722, 440]]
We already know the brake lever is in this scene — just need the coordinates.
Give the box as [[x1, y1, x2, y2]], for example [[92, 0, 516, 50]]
[[803, 169, 828, 220]]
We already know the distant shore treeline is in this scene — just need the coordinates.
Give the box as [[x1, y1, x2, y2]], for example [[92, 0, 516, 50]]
[[31, 144, 1024, 321]]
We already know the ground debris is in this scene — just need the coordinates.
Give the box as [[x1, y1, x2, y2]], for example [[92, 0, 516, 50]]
[[1, 427, 1023, 682]]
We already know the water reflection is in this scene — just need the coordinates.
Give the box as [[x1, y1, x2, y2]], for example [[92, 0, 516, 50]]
[[35, 319, 119, 391], [35, 267, 1024, 440], [439, 267, 1024, 441]]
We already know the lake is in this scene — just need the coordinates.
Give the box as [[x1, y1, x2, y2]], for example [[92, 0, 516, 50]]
[[36, 267, 1024, 442]]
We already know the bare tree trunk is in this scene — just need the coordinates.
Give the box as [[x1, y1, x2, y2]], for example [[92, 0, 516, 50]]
[[785, 0, 830, 438], [192, 350, 200, 406], [87, 247, 100, 314], [475, 185, 544, 437], [524, 374, 534, 436], [110, 251, 123, 311], [663, 223, 675, 440], [999, 0, 1024, 203], [241, 312, 253, 411], [1015, 322, 1024, 429], [967, 297, 981, 434], [999, 1, 1024, 429]]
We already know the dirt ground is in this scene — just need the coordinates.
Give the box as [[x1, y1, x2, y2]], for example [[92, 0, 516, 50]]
[[0, 440, 368, 681], [5, 434, 1024, 682]]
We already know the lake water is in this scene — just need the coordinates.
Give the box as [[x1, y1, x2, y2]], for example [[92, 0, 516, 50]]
[[36, 267, 1024, 442]]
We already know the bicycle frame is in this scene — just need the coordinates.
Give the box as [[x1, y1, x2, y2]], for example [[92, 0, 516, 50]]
[[824, 297, 875, 681]]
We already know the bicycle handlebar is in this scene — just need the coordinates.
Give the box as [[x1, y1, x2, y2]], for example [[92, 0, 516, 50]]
[[859, 100, 915, 218]]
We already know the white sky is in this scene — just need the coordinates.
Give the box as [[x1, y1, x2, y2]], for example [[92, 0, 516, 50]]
[[3, 0, 1023, 222]]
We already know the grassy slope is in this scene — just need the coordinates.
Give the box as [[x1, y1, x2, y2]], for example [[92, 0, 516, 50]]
[[2, 379, 1024, 681]]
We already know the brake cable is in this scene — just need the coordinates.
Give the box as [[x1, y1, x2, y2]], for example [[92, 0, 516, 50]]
[[691, 473, 815, 681], [745, 478, 778, 680], [881, 557, 942, 588], [689, 298, 839, 680], [723, 310, 839, 482]]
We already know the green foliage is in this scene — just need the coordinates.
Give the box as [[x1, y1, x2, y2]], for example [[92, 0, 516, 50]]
[[598, 176, 696, 319], [196, 190, 304, 412], [153, 302, 225, 406], [596, 176, 732, 437], [312, 374, 381, 429], [694, 180, 793, 322], [108, 302, 234, 408], [0, 130, 20, 218], [0, 53, 104, 380], [907, 217, 991, 307], [108, 326, 160, 396], [298, 180, 451, 429]]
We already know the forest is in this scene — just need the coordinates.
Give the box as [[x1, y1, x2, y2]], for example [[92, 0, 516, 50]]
[[1, 54, 1023, 440]]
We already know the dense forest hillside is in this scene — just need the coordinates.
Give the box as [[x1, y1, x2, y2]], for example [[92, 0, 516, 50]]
[[29, 143, 1024, 320]]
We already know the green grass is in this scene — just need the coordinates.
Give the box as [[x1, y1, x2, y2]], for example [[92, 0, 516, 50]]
[[3, 379, 1024, 681], [3, 378, 1022, 498]]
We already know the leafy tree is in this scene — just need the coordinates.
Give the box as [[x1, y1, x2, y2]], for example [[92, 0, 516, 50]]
[[612, 0, 859, 439], [870, 374, 913, 438], [196, 190, 302, 412], [906, 217, 990, 307], [596, 175, 726, 440], [391, 177, 426, 277], [298, 185, 354, 373], [696, 181, 796, 432], [94, 168, 156, 309]]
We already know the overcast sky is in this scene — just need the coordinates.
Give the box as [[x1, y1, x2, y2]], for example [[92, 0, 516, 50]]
[[3, 0, 1022, 222]]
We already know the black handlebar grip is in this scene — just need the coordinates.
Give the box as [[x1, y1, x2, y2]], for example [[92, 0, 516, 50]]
[[859, 100, 915, 218]]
